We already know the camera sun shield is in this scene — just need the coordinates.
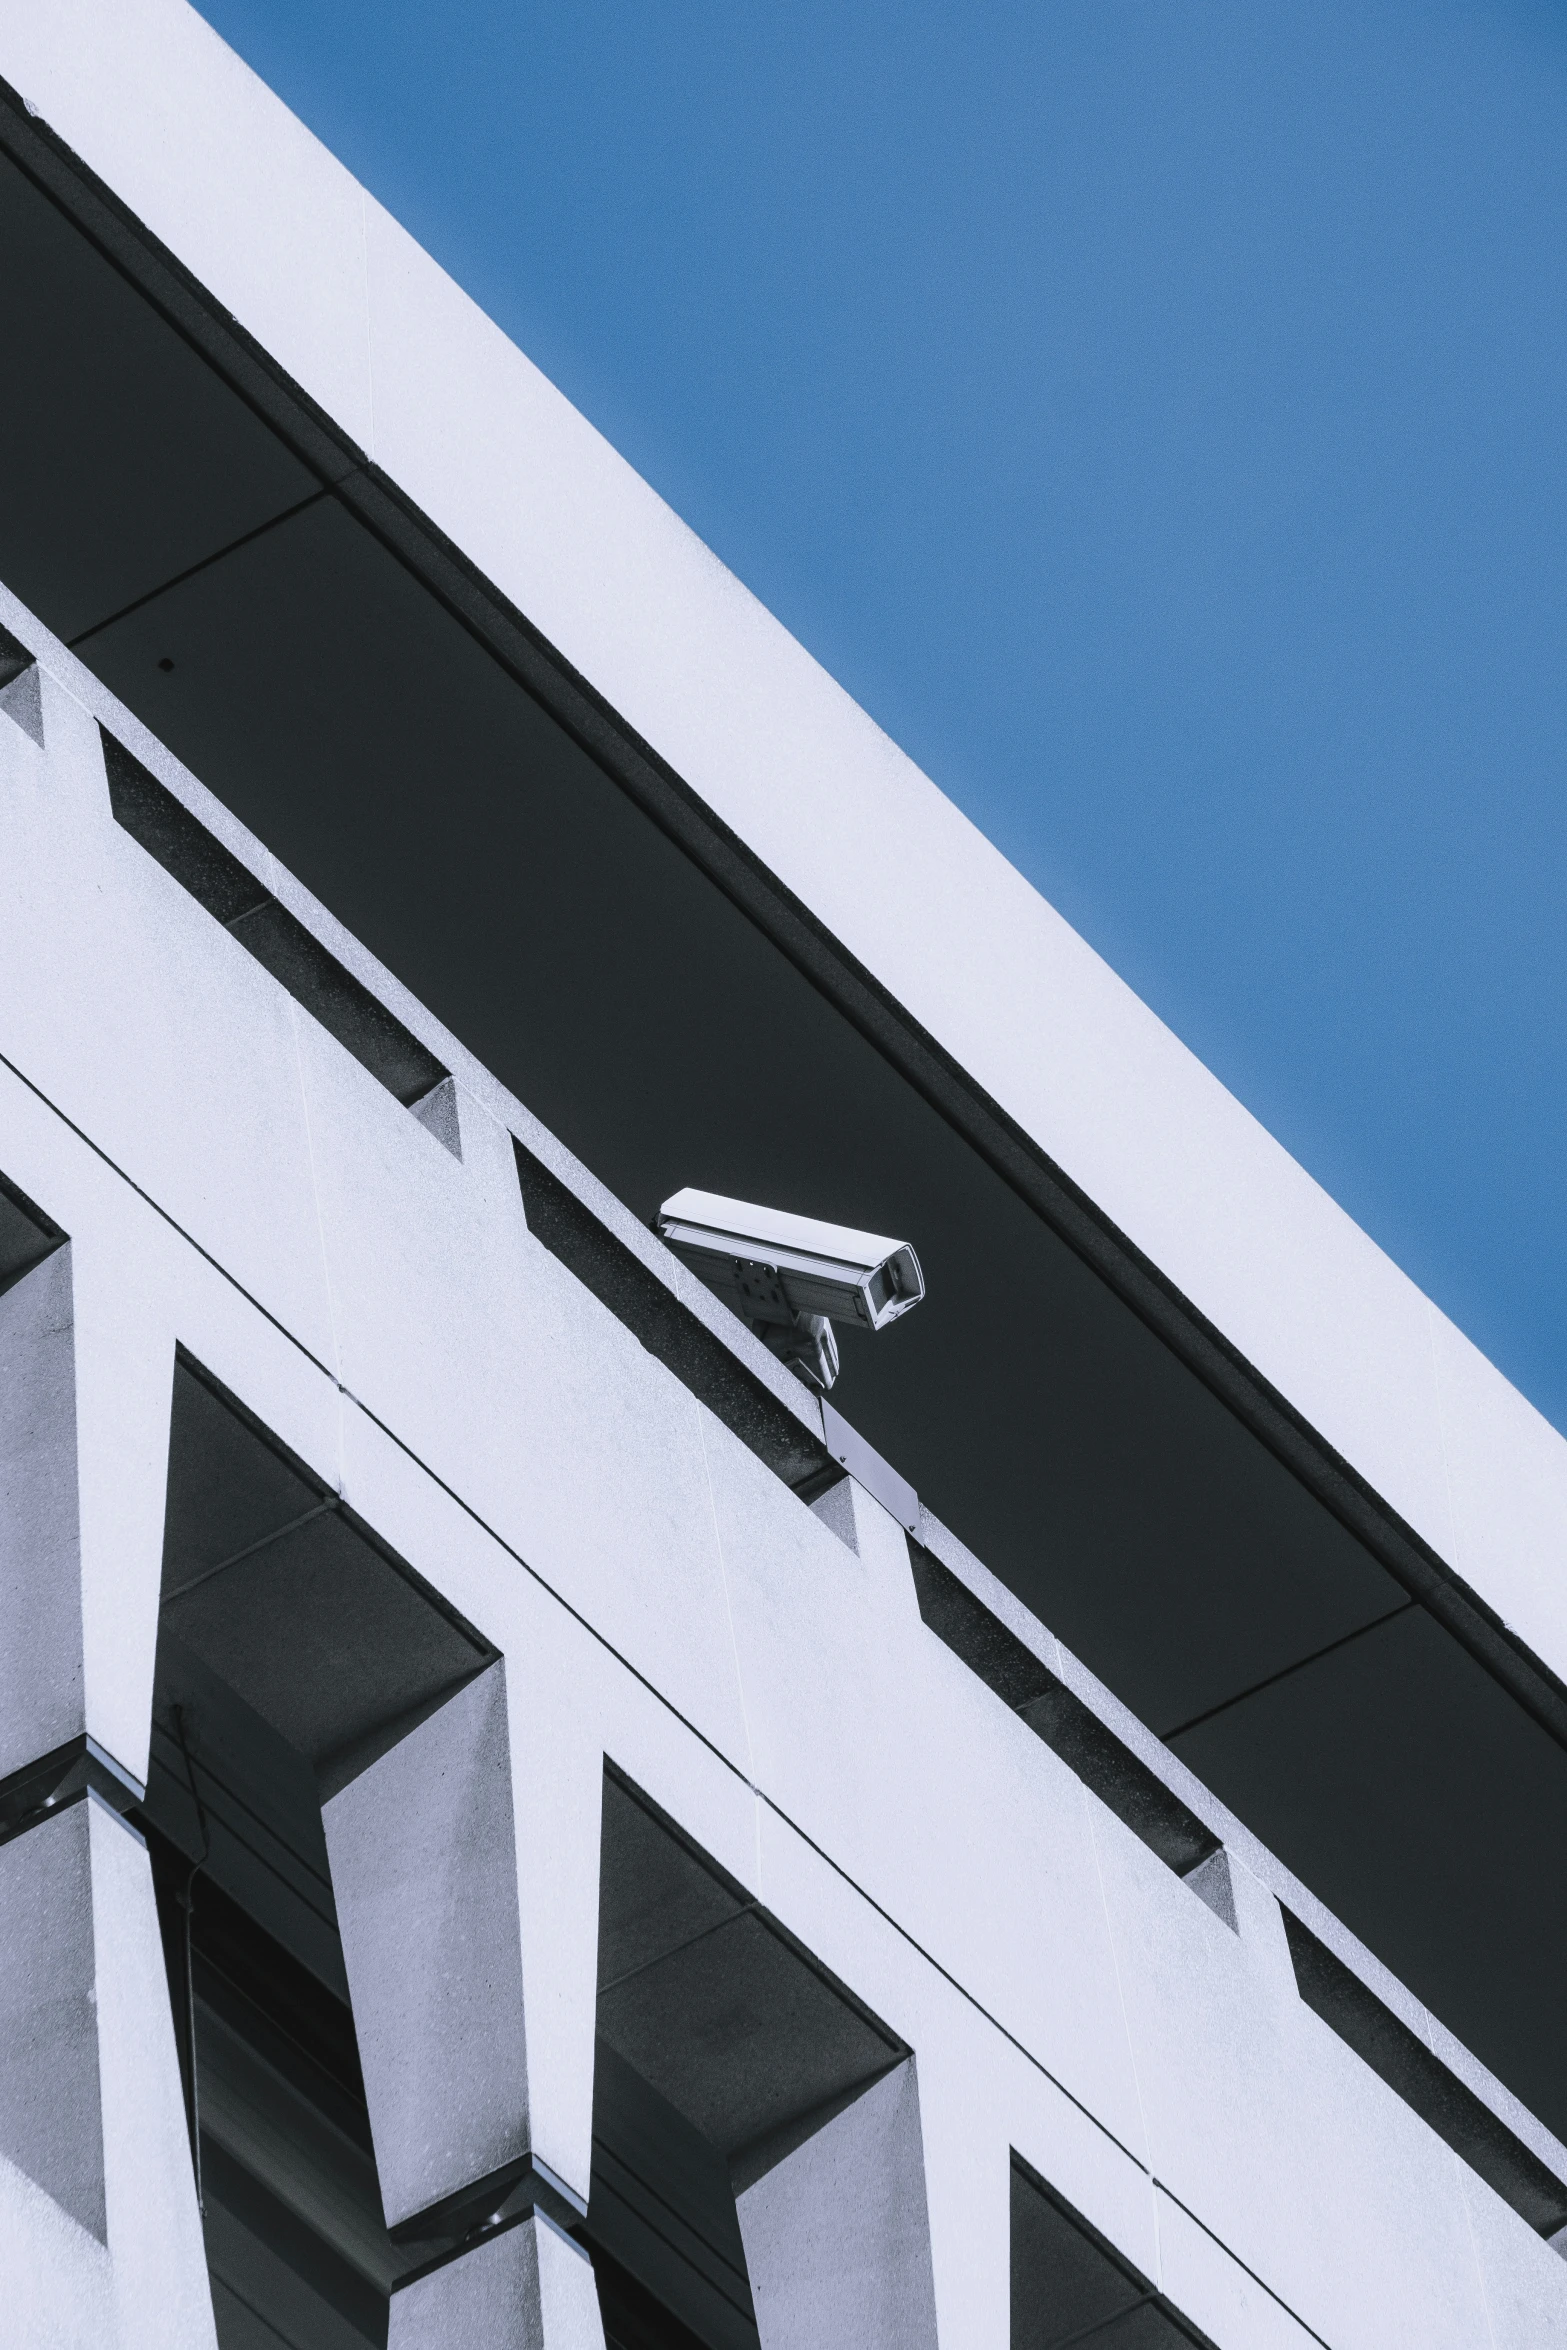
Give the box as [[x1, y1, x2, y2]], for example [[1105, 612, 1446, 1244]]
[[656, 1188, 925, 1341]]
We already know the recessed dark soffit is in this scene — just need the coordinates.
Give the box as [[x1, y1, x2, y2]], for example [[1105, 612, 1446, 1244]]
[[4, 91, 1567, 2144]]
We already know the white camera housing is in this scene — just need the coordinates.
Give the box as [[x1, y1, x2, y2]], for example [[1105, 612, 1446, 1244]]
[[656, 1189, 924, 1391]]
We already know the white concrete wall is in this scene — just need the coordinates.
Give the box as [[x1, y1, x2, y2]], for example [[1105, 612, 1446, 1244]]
[[0, 600, 1563, 2343], [3, 0, 1566, 1707]]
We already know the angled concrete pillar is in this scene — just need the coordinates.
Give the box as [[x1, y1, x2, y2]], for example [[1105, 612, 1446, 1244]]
[[504, 1608, 606, 2208], [734, 2055, 941, 2350], [323, 1662, 536, 2230], [917, 2034, 1012, 2350], [323, 1656, 606, 2343], [92, 1799, 220, 2350], [0, 1796, 216, 2350], [0, 1225, 209, 2342], [0, 1245, 84, 1779], [0, 1236, 173, 1788], [0, 1800, 106, 2250]]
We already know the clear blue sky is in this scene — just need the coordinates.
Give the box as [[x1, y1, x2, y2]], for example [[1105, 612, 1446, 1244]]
[[198, 0, 1567, 1431]]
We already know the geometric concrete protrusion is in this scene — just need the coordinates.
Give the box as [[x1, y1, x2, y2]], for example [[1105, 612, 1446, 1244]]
[[90, 1800, 220, 2350], [0, 658, 46, 749], [734, 2056, 941, 2350], [0, 1799, 105, 2241], [322, 1660, 543, 2235], [387, 2212, 606, 2350], [409, 1073, 464, 1159], [0, 1233, 172, 1792], [0, 1795, 216, 2349], [1184, 1846, 1239, 1933], [0, 621, 34, 690], [0, 1247, 87, 1782]]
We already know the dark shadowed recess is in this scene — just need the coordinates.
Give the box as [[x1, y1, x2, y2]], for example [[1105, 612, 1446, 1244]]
[[3, 98, 1567, 2148], [512, 1136, 834, 1498], [0, 1170, 63, 1293], [1011, 2159, 1212, 2347], [0, 617, 35, 687], [588, 1769, 903, 2349], [590, 1772, 1215, 2348], [140, 1360, 782, 2350], [139, 1354, 508, 2346]]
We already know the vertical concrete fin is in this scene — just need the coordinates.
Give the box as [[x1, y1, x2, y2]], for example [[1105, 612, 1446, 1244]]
[[0, 1801, 104, 2242], [0, 1798, 215, 2338], [1185, 1847, 1239, 1933], [0, 2152, 114, 2348], [735, 2054, 941, 2350], [0, 1244, 86, 1777], [917, 2040, 1012, 2350], [322, 1659, 532, 2233], [70, 1247, 173, 1789], [89, 1800, 218, 2350], [507, 1641, 604, 2209], [0, 1236, 172, 1790]]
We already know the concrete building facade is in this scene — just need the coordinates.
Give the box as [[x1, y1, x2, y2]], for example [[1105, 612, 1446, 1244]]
[[0, 5, 1565, 2344]]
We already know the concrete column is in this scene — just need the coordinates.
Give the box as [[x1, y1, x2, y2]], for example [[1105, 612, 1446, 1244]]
[[0, 1242, 84, 1774], [0, 1236, 173, 1788], [734, 2056, 941, 2350], [322, 1656, 606, 2350], [0, 1797, 216, 2350], [322, 1663, 538, 2230], [504, 1602, 606, 2209], [0, 1228, 208, 2342], [917, 2031, 1013, 2350]]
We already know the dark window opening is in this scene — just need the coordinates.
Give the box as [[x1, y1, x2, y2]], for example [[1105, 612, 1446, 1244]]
[[139, 1354, 496, 2347], [143, 1837, 393, 2350], [584, 1767, 909, 2349]]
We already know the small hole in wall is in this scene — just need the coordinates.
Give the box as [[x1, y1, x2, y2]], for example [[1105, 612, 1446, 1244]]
[[157, 657, 175, 673]]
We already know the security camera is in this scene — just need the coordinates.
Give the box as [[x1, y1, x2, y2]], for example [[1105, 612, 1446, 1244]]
[[655, 1189, 925, 1392]]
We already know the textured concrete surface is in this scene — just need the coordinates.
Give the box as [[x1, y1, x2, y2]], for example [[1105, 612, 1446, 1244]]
[[0, 1249, 86, 1781], [0, 1802, 104, 2242], [323, 1663, 529, 2232], [735, 2059, 939, 2350], [0, 1796, 215, 2350]]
